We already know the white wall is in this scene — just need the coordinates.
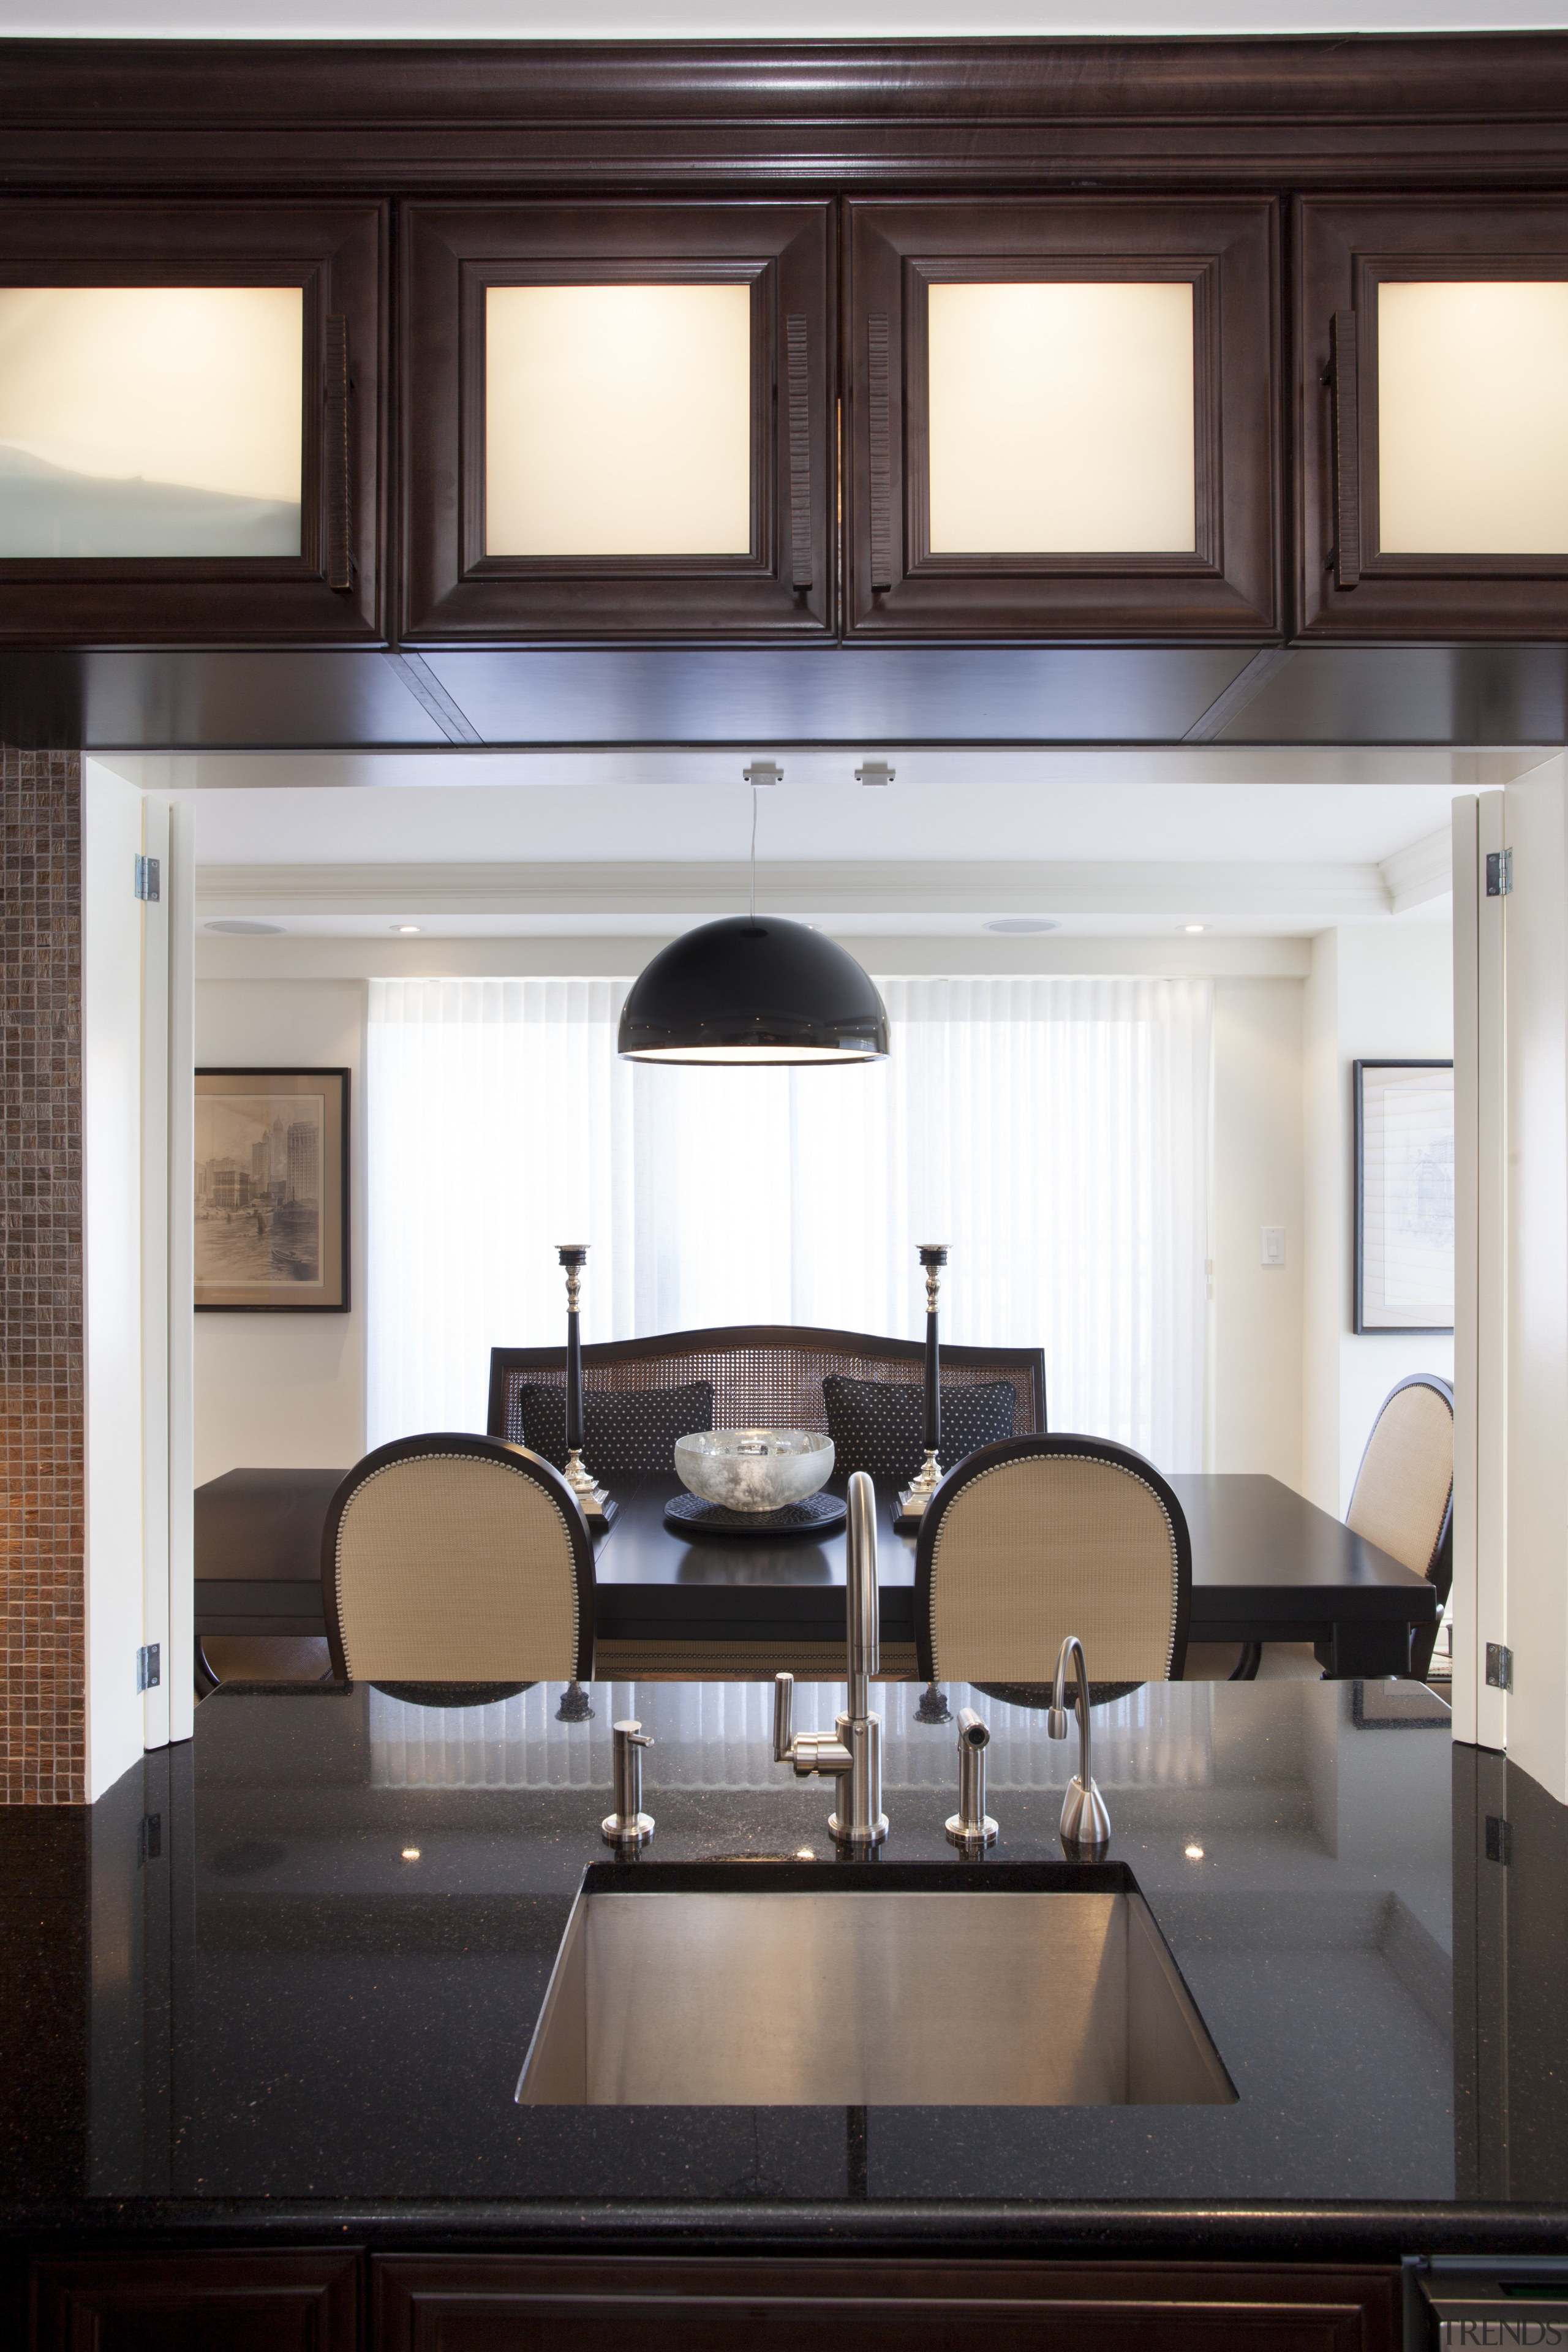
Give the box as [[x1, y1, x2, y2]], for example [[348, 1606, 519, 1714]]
[[193, 981, 366, 1485], [1302, 922, 1455, 1517], [1212, 978, 1305, 1488], [192, 946, 1311, 1489]]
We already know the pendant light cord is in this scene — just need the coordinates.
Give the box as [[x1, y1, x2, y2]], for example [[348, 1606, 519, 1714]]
[[749, 783, 758, 924]]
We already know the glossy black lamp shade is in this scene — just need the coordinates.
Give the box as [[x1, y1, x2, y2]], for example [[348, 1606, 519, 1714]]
[[617, 916, 891, 1065]]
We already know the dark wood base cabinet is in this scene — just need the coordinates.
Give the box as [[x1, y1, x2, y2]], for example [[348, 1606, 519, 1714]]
[[32, 2252, 361, 2352], [29, 2251, 1403, 2351], [374, 2258, 1403, 2350]]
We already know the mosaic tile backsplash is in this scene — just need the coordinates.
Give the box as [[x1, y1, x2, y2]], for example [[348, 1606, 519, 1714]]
[[1, 747, 83, 1804]]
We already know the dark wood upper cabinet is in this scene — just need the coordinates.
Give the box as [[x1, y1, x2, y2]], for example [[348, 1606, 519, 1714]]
[[1298, 197, 1568, 638], [843, 199, 1280, 641], [0, 202, 385, 647], [401, 203, 833, 643]]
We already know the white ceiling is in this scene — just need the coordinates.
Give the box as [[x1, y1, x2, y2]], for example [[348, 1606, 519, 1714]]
[[94, 744, 1548, 941], [181, 773, 1471, 869]]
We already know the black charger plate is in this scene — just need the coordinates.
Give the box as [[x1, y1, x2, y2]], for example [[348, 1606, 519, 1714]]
[[663, 1490, 848, 1540]]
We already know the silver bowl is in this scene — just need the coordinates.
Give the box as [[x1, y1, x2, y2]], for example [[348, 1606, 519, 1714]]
[[674, 1428, 835, 1513]]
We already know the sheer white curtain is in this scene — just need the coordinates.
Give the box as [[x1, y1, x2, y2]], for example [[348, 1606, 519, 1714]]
[[366, 973, 1212, 1470]]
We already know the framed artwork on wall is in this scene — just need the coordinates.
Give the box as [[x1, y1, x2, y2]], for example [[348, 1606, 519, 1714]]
[[1353, 1058, 1454, 1335], [195, 1067, 350, 1311]]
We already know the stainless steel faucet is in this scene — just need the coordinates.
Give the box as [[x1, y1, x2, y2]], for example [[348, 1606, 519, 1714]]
[[601, 1717, 655, 1853], [1047, 1634, 1111, 1858], [945, 1705, 997, 1851], [773, 1470, 888, 1848]]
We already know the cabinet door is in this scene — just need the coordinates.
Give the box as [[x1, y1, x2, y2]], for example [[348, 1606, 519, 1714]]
[[845, 199, 1279, 639], [374, 2255, 1399, 2351], [402, 203, 832, 641], [0, 204, 385, 646], [32, 2250, 360, 2351], [1298, 198, 1568, 638]]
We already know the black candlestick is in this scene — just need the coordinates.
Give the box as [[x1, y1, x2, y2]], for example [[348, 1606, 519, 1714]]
[[897, 1243, 948, 1528], [556, 1243, 615, 1529]]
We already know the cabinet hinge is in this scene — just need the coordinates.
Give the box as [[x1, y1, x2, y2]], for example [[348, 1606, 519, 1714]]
[[134, 854, 160, 903], [137, 1642, 160, 1693], [1485, 1641, 1513, 1692], [1486, 848, 1513, 897], [1486, 1815, 1512, 1866]]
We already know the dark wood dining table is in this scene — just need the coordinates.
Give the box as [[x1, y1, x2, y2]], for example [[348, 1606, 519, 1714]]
[[194, 1463, 1438, 1680]]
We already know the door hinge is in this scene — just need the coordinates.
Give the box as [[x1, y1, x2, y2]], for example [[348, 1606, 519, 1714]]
[[1485, 848, 1513, 897], [134, 854, 160, 903], [137, 1642, 160, 1693], [1485, 1641, 1513, 1692]]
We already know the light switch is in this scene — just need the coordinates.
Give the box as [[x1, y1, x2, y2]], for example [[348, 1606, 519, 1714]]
[[1261, 1226, 1286, 1268]]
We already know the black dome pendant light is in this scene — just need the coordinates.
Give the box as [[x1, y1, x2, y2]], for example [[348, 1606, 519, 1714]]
[[618, 764, 891, 1067]]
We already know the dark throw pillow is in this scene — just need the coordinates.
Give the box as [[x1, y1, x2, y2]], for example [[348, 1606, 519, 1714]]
[[821, 1373, 1019, 1483], [513, 1379, 714, 1477]]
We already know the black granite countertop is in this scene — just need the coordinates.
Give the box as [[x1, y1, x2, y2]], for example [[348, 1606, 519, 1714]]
[[1, 1672, 1564, 2261]]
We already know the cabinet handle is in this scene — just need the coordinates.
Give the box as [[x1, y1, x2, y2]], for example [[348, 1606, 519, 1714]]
[[868, 313, 893, 591], [1328, 308, 1360, 591], [785, 312, 812, 590], [325, 314, 353, 593]]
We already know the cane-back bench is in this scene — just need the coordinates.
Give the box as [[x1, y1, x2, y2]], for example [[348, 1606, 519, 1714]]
[[487, 1324, 1046, 1684]]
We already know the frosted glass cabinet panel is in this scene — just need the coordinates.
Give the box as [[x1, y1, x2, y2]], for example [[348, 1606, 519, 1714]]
[[846, 200, 1278, 639], [1377, 281, 1568, 556], [402, 202, 831, 641], [926, 282, 1196, 556], [1298, 200, 1568, 638], [0, 201, 385, 646], [0, 286, 303, 559], [485, 284, 752, 558]]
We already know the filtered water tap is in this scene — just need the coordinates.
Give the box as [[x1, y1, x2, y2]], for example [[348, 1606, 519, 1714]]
[[1047, 1634, 1111, 1859]]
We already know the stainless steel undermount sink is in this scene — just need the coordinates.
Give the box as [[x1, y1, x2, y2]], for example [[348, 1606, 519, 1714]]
[[515, 1860, 1236, 2108]]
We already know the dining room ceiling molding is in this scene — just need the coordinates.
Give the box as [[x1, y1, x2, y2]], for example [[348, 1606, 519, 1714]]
[[194, 930, 1315, 981], [194, 855, 1395, 923], [1378, 826, 1453, 915], [4, 36, 1568, 193]]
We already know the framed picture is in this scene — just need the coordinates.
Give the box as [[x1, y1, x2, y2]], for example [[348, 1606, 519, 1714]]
[[195, 1068, 350, 1311], [1353, 1059, 1454, 1336]]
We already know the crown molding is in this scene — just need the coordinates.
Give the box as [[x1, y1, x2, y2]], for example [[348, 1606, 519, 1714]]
[[194, 856, 1393, 924], [3, 35, 1568, 191], [1379, 826, 1452, 915], [194, 930, 1314, 980]]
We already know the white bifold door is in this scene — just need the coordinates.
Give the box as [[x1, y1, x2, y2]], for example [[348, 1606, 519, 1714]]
[[1452, 756, 1568, 1800], [81, 760, 194, 1797]]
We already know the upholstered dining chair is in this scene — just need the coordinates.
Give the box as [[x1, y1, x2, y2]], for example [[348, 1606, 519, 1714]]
[[1344, 1373, 1454, 1681], [914, 1434, 1191, 1702], [1188, 1371, 1455, 1684], [321, 1433, 595, 1703]]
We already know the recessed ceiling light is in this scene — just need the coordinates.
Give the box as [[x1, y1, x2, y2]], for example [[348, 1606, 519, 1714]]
[[1183, 924, 1206, 934], [205, 918, 285, 937], [401, 1846, 421, 1861], [1184, 1842, 1205, 1860], [984, 916, 1059, 936], [392, 924, 423, 934]]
